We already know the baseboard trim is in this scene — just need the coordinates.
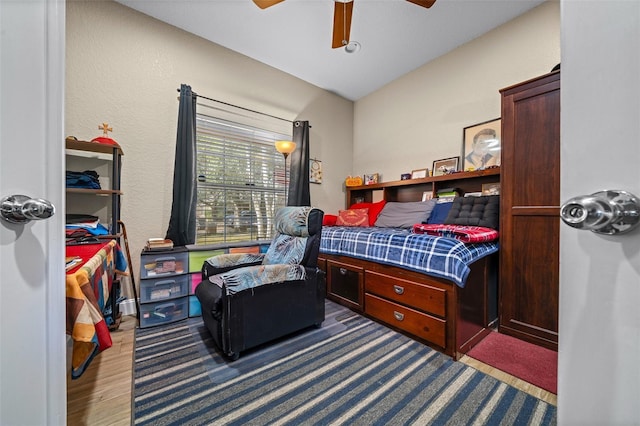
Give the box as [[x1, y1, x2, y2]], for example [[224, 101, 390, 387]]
[[119, 298, 137, 316]]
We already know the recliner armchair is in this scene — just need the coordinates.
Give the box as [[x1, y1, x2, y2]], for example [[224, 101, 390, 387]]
[[195, 206, 325, 360]]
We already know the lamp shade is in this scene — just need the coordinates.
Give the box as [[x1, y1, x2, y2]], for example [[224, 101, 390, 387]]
[[275, 140, 297, 156]]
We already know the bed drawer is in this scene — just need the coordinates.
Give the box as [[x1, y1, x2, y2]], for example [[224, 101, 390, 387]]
[[327, 260, 363, 311], [365, 293, 446, 349], [365, 271, 446, 317]]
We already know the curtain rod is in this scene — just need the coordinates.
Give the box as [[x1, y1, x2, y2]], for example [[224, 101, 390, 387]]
[[177, 88, 293, 124]]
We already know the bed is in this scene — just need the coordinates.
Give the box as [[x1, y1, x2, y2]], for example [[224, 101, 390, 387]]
[[319, 195, 500, 359]]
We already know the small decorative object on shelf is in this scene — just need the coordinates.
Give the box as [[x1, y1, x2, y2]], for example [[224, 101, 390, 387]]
[[345, 175, 363, 187], [364, 173, 379, 185], [432, 157, 460, 176], [401, 173, 412, 180], [482, 183, 501, 195], [411, 169, 428, 179], [91, 122, 121, 148]]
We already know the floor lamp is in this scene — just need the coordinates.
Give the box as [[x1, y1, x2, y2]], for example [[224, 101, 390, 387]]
[[275, 140, 296, 205]]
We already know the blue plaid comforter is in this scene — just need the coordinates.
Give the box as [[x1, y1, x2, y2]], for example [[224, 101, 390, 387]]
[[320, 227, 499, 288]]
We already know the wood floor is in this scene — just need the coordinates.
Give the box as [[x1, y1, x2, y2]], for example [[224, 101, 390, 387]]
[[66, 315, 557, 425], [67, 315, 136, 426]]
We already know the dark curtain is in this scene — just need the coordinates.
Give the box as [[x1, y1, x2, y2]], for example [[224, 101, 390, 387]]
[[287, 120, 311, 206], [166, 84, 197, 246]]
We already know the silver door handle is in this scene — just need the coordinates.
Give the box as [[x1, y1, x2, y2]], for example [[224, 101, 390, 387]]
[[560, 190, 639, 235], [1, 194, 55, 224]]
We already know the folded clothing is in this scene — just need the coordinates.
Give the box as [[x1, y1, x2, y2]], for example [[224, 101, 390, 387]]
[[412, 223, 499, 243], [66, 170, 101, 189]]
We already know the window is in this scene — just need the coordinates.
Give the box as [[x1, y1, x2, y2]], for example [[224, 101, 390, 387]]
[[195, 114, 290, 245]]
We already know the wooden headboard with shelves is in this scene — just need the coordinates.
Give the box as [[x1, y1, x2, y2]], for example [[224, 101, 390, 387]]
[[345, 168, 500, 207]]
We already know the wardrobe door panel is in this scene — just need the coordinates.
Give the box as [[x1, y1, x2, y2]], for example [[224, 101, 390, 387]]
[[499, 71, 560, 351]]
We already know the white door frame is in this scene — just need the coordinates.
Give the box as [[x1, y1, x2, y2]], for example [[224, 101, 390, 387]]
[[0, 0, 66, 424]]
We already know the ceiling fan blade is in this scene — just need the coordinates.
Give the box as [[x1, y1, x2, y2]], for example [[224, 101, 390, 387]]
[[253, 0, 285, 9], [406, 0, 436, 8], [332, 1, 354, 49]]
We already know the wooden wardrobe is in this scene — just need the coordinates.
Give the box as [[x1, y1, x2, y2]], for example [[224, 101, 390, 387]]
[[499, 71, 560, 351]]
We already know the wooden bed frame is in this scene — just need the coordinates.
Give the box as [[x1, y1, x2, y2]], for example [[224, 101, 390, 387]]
[[319, 252, 497, 360], [320, 169, 501, 359]]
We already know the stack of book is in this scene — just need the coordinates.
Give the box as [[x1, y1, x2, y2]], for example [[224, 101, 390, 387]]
[[436, 187, 461, 202], [146, 238, 174, 251]]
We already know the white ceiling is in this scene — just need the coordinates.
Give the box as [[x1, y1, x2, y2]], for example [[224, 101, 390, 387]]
[[115, 0, 546, 101]]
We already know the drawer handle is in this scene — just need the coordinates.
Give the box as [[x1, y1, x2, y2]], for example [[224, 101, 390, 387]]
[[154, 280, 176, 286], [155, 256, 176, 262], [393, 285, 404, 295], [339, 268, 348, 275], [393, 311, 404, 321]]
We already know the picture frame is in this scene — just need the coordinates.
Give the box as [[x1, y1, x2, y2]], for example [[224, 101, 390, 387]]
[[309, 159, 322, 184], [411, 168, 428, 179], [482, 182, 501, 195], [422, 191, 433, 201], [462, 118, 502, 171], [364, 173, 379, 185], [411, 169, 429, 179], [432, 157, 460, 176]]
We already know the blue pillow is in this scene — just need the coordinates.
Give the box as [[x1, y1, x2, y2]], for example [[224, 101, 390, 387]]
[[426, 202, 453, 224]]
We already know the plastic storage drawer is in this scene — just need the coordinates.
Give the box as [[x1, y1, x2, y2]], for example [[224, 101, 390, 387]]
[[140, 274, 189, 303], [188, 249, 224, 273], [140, 250, 188, 279], [139, 297, 188, 328]]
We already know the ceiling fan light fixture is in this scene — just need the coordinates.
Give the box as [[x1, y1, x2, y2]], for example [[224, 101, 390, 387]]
[[344, 41, 361, 53]]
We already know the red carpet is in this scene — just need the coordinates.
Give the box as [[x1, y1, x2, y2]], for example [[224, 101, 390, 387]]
[[467, 331, 557, 394]]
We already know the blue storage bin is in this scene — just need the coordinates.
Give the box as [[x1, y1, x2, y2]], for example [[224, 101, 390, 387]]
[[189, 295, 202, 317]]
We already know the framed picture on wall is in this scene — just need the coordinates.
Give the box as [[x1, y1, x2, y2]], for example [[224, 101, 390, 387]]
[[432, 157, 459, 176], [462, 118, 501, 171], [309, 159, 322, 184]]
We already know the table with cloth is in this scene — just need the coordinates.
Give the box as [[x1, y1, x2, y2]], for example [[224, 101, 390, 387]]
[[65, 239, 127, 379]]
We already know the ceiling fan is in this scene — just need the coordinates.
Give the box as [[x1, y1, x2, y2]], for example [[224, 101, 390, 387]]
[[252, 0, 437, 49]]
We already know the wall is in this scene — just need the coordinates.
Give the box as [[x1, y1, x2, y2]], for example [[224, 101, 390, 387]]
[[559, 1, 640, 423], [353, 1, 560, 182], [65, 1, 353, 294], [66, 1, 559, 301]]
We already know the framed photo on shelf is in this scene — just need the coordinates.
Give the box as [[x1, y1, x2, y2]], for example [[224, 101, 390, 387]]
[[411, 168, 428, 179], [432, 157, 460, 176], [482, 182, 501, 195], [364, 173, 379, 185], [462, 118, 501, 171]]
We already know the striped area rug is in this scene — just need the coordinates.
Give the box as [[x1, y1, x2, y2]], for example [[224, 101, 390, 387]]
[[134, 300, 557, 425]]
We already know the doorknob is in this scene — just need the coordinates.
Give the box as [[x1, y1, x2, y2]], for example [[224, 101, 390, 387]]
[[1, 194, 55, 224], [560, 190, 640, 235]]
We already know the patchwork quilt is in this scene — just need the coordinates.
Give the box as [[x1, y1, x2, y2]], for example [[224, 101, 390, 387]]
[[65, 240, 127, 379]]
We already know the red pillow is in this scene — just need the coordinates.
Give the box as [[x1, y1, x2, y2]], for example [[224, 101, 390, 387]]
[[323, 214, 338, 226], [336, 208, 369, 227], [349, 200, 386, 226]]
